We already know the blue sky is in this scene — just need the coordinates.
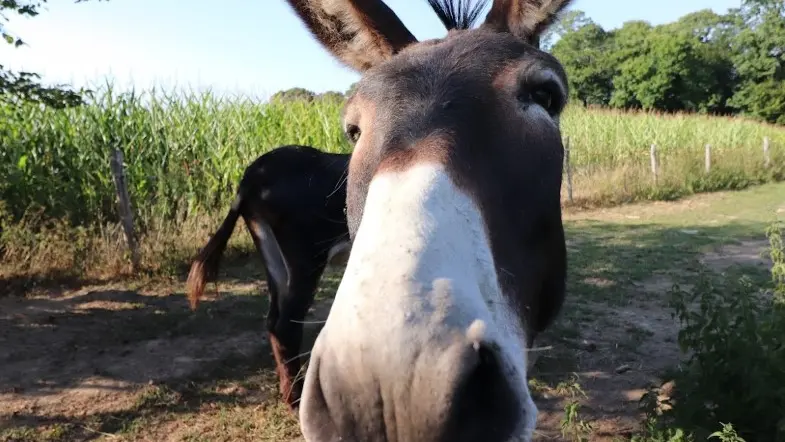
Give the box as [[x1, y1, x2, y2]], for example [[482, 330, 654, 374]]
[[1, 0, 741, 100]]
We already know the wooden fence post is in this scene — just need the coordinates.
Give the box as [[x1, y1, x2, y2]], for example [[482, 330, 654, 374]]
[[763, 136, 771, 168], [564, 136, 574, 204], [110, 149, 140, 272], [650, 143, 659, 185], [705, 144, 711, 174]]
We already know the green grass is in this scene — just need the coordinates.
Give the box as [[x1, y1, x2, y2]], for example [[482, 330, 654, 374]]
[[530, 183, 784, 377], [560, 181, 785, 308]]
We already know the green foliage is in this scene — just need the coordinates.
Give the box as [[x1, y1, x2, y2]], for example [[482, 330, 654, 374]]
[[0, 84, 350, 228], [560, 401, 592, 442], [0, 65, 86, 109], [767, 221, 785, 301], [269, 87, 346, 104], [660, 220, 785, 441], [345, 81, 358, 96], [664, 10, 739, 114], [549, 1, 785, 123], [727, 0, 785, 124], [269, 87, 316, 103], [630, 418, 694, 442], [540, 9, 593, 52], [1, 84, 784, 229], [728, 79, 785, 125], [709, 423, 748, 442], [550, 20, 614, 106], [0, 0, 105, 109], [610, 18, 736, 112], [556, 376, 593, 442]]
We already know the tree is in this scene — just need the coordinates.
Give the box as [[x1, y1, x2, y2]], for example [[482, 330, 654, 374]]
[[542, 2, 784, 124], [606, 20, 655, 109], [606, 19, 736, 113], [728, 0, 785, 124], [315, 90, 345, 102], [1, 0, 105, 108], [345, 81, 358, 96], [550, 19, 614, 107], [665, 10, 740, 114], [269, 87, 316, 103], [540, 9, 592, 52]]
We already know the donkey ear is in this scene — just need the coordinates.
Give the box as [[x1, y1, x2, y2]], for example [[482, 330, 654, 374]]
[[284, 0, 418, 72], [482, 0, 573, 45]]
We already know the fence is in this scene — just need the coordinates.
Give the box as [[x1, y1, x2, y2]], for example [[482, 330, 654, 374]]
[[108, 137, 778, 271], [560, 136, 777, 205]]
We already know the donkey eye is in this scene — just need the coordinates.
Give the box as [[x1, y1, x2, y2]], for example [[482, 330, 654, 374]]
[[345, 124, 361, 144], [531, 89, 552, 111], [518, 76, 565, 117]]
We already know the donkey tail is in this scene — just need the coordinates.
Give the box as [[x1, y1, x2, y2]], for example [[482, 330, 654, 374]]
[[185, 192, 244, 310]]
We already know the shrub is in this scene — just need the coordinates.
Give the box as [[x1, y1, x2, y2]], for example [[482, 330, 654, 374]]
[[645, 220, 785, 441]]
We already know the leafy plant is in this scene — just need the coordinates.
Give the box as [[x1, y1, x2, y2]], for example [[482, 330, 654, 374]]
[[560, 400, 593, 442], [557, 376, 593, 442], [2, 82, 784, 230], [661, 221, 785, 441], [0, 0, 107, 109], [630, 418, 694, 442], [709, 423, 747, 442]]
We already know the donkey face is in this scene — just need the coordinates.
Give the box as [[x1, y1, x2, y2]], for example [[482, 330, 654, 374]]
[[283, 1, 572, 441]]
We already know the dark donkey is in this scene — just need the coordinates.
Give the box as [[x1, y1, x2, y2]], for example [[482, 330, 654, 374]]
[[283, 0, 573, 441], [185, 144, 350, 410]]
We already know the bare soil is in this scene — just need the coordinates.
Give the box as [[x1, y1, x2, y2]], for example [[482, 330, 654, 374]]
[[1, 195, 779, 441], [0, 276, 683, 442], [700, 239, 772, 273]]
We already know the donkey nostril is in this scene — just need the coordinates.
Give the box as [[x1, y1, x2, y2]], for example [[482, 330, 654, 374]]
[[468, 341, 504, 385], [476, 342, 497, 367], [438, 340, 522, 442]]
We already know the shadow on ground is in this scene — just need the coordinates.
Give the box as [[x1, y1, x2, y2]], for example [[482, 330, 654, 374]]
[[0, 264, 340, 440], [527, 218, 774, 441], [0, 214, 776, 441]]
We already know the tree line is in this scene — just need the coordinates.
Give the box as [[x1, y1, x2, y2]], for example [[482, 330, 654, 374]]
[[274, 0, 784, 125], [2, 0, 782, 126], [544, 0, 785, 125]]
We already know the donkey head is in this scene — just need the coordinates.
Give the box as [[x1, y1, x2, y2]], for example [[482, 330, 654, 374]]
[[283, 1, 572, 441]]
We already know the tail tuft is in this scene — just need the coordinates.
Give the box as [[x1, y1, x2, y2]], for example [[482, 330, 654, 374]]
[[185, 193, 243, 311]]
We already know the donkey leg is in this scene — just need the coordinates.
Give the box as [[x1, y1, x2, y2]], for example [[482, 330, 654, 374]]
[[269, 258, 326, 412], [243, 216, 302, 409]]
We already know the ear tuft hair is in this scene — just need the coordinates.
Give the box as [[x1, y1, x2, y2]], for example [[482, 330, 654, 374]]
[[425, 0, 491, 30]]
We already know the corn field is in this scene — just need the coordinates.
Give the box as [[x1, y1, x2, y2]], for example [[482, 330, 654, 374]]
[[1, 83, 784, 229]]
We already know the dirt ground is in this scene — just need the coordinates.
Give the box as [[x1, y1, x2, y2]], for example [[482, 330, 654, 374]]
[[1, 187, 782, 442], [0, 280, 674, 442], [0, 274, 695, 442]]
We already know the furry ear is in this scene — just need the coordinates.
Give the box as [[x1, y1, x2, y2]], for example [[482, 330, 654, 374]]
[[284, 0, 418, 72], [482, 0, 573, 45]]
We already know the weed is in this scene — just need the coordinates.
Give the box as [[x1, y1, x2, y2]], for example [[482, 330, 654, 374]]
[[630, 418, 694, 442], [708, 423, 747, 442], [635, 221, 785, 441], [560, 400, 594, 442]]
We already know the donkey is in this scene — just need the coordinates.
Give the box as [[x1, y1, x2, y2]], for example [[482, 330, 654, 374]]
[[282, 0, 572, 440], [185, 144, 350, 410]]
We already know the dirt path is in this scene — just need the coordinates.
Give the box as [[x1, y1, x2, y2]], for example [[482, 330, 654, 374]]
[[0, 253, 771, 442], [2, 184, 782, 441], [0, 276, 690, 442]]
